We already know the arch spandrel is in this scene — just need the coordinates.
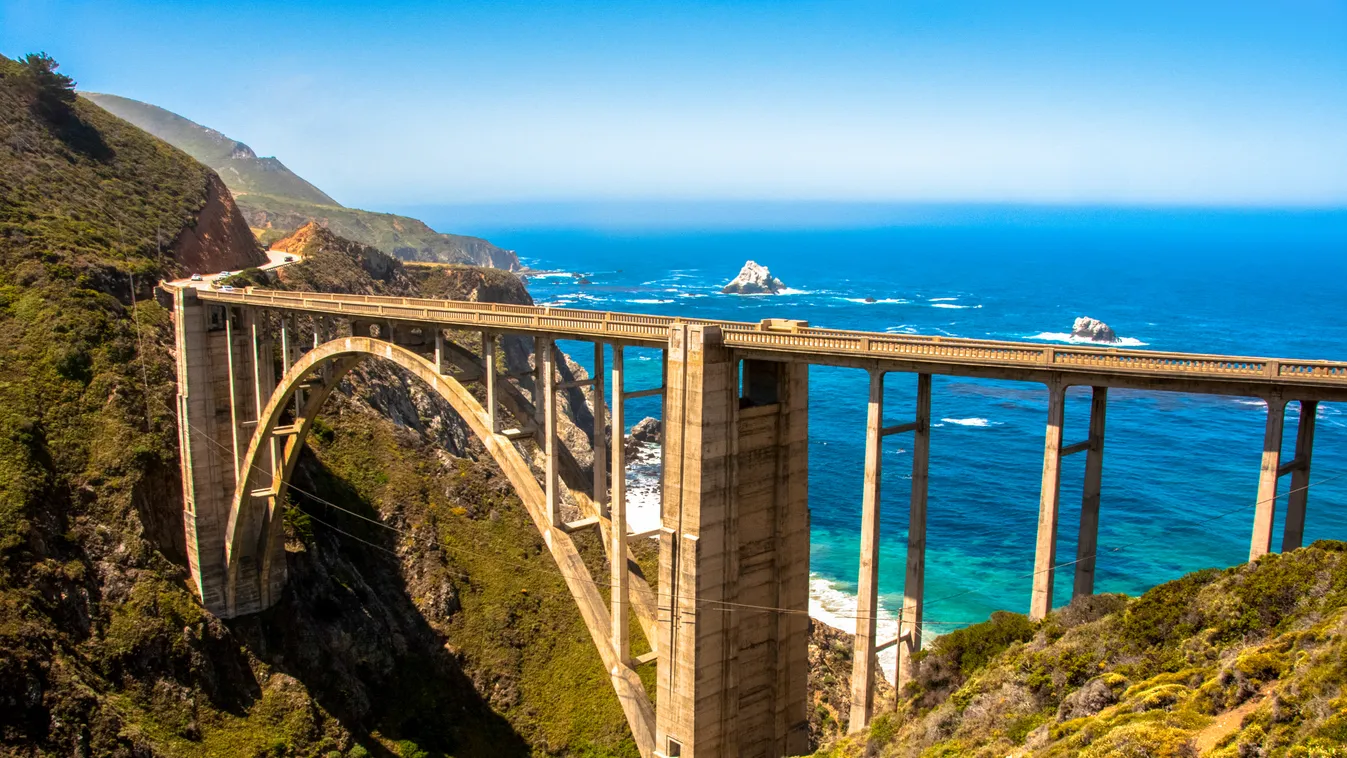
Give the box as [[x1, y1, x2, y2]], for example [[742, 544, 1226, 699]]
[[221, 336, 655, 755]]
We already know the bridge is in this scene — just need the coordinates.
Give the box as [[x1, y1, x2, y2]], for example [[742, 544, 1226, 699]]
[[169, 285, 1347, 758]]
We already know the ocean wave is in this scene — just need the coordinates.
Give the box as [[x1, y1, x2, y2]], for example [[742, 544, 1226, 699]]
[[809, 574, 900, 683], [1026, 331, 1148, 347], [931, 303, 981, 310], [886, 325, 918, 334], [678, 293, 709, 299], [941, 417, 995, 427], [842, 297, 909, 304], [524, 271, 576, 279], [628, 298, 674, 304], [624, 441, 663, 534], [928, 297, 960, 302]]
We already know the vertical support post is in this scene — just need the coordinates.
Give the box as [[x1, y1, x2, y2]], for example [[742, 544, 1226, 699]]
[[1282, 400, 1318, 552], [1030, 378, 1066, 621], [434, 329, 447, 374], [1250, 394, 1287, 560], [656, 324, 735, 757], [542, 337, 560, 526], [224, 307, 242, 480], [1073, 386, 1108, 598], [533, 335, 547, 429], [482, 331, 499, 434], [610, 344, 629, 664], [594, 342, 608, 516], [897, 373, 931, 694], [848, 369, 884, 732]]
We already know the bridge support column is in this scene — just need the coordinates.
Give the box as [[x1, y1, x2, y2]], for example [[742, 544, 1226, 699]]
[[1073, 387, 1108, 598], [897, 373, 932, 695], [849, 369, 884, 730], [657, 328, 810, 758], [541, 337, 560, 526], [482, 332, 499, 434], [1282, 401, 1318, 552], [1250, 394, 1288, 561], [1030, 378, 1066, 621], [611, 345, 629, 664], [594, 342, 608, 516]]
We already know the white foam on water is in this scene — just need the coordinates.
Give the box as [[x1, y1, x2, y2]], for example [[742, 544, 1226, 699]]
[[842, 297, 909, 304], [624, 442, 663, 535], [941, 417, 995, 427], [928, 297, 960, 302], [678, 292, 709, 299], [525, 271, 576, 279], [931, 303, 981, 310], [628, 298, 674, 304], [809, 574, 900, 683], [1026, 331, 1148, 347]]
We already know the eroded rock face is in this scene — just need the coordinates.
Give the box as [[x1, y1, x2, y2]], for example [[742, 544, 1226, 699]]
[[624, 416, 662, 457], [1072, 316, 1118, 344], [722, 260, 787, 294], [171, 173, 267, 275]]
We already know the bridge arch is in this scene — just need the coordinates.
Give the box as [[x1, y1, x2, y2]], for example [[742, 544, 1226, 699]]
[[220, 335, 656, 752]]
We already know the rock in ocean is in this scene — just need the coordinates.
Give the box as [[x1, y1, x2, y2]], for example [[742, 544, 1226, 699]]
[[1072, 316, 1119, 343], [722, 260, 787, 294]]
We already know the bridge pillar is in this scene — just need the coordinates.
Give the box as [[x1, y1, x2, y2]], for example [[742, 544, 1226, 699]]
[[1030, 378, 1066, 621], [1250, 394, 1288, 560], [1282, 401, 1318, 552], [172, 292, 267, 616], [1072, 387, 1108, 598], [657, 327, 810, 758]]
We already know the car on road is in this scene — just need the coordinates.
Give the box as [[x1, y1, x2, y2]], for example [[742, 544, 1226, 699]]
[[284, 255, 295, 262], [220, 285, 236, 292], [190, 273, 202, 281]]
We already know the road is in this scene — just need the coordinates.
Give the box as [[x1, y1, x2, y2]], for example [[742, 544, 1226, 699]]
[[168, 248, 301, 290]]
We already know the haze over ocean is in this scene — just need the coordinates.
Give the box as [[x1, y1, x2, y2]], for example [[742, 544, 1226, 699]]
[[422, 204, 1347, 678]]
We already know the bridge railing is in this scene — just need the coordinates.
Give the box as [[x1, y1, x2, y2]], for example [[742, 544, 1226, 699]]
[[192, 288, 1347, 387]]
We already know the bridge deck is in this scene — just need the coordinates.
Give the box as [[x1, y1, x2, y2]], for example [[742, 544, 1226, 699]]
[[195, 287, 1347, 400]]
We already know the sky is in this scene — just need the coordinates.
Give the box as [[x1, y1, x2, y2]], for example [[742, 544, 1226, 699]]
[[3, 1, 1346, 210]]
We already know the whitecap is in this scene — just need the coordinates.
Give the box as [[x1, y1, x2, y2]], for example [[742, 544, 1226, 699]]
[[931, 303, 981, 310], [1026, 331, 1148, 347], [842, 297, 909, 305], [941, 417, 995, 427], [524, 271, 575, 279], [628, 298, 674, 304], [809, 574, 900, 683], [929, 297, 960, 302]]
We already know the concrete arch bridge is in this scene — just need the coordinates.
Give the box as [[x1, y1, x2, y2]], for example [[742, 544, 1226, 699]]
[[170, 287, 1347, 758]]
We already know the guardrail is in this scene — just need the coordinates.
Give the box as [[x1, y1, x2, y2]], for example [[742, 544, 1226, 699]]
[[192, 287, 1347, 387]]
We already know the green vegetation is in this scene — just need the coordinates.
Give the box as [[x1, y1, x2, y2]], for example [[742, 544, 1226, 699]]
[[81, 93, 519, 269], [815, 543, 1347, 757], [1, 53, 631, 756]]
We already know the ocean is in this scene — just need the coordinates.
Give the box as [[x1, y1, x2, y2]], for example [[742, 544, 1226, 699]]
[[437, 205, 1347, 680]]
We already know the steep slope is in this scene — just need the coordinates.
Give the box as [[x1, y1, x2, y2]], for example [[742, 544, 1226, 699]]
[[81, 92, 520, 270], [0, 53, 631, 757], [82, 92, 339, 206], [818, 542, 1347, 757]]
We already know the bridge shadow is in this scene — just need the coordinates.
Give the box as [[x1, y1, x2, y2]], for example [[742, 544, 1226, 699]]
[[225, 448, 532, 757]]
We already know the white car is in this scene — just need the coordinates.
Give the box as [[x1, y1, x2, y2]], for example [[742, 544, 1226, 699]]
[[190, 274, 203, 281], [220, 285, 236, 292]]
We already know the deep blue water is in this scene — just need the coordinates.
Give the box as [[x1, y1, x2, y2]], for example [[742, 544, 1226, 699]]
[[446, 207, 1347, 662]]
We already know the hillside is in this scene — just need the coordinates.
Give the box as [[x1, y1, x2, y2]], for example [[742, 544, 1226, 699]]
[[0, 52, 634, 757], [80, 92, 520, 270], [82, 93, 340, 207], [818, 542, 1347, 757]]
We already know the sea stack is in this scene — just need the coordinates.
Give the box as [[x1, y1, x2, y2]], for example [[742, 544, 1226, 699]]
[[1071, 316, 1119, 344], [722, 260, 787, 294]]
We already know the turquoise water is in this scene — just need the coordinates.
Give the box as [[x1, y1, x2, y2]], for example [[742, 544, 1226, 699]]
[[449, 206, 1347, 664]]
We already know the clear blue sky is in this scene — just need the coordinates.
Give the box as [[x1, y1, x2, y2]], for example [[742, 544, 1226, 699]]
[[3, 1, 1346, 208]]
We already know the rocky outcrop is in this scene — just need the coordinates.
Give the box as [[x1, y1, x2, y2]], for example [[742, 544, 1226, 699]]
[[625, 417, 662, 457], [1071, 316, 1118, 344], [807, 620, 894, 746], [275, 222, 413, 294], [722, 260, 787, 294], [170, 173, 267, 275]]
